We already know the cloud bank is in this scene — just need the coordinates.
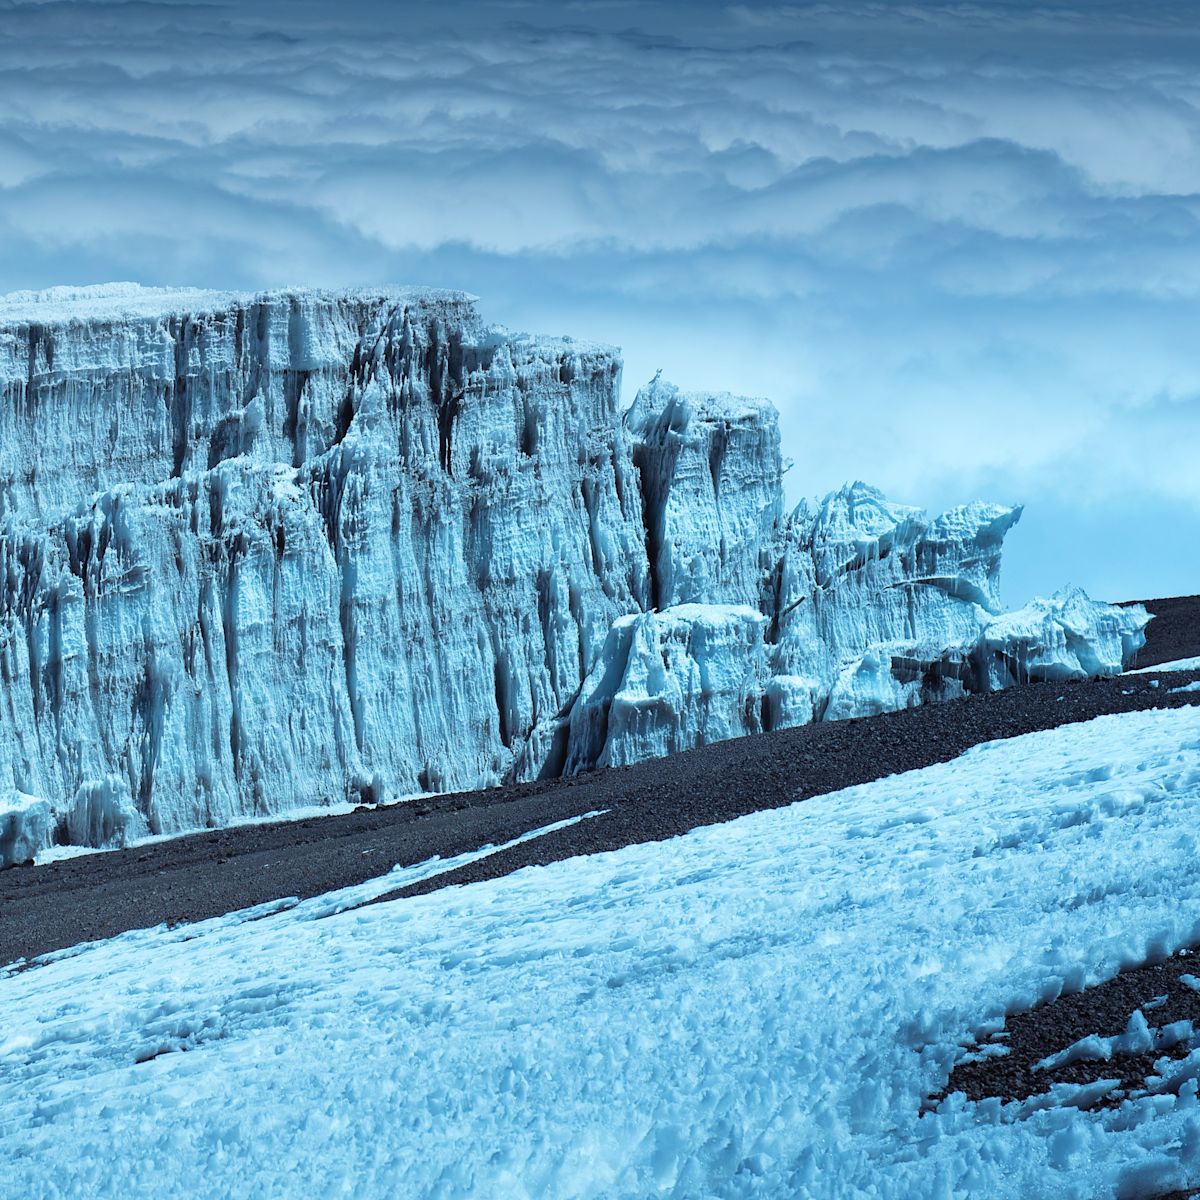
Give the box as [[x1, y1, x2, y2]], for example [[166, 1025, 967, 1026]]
[[0, 0, 1197, 601]]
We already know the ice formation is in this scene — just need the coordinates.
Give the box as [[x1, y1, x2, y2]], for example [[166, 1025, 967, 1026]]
[[0, 790, 53, 866], [0, 285, 1148, 855]]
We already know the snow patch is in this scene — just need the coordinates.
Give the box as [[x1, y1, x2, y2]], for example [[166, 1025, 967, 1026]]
[[1128, 656, 1200, 675]]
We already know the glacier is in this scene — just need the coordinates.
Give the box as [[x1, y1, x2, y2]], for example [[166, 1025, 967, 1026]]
[[0, 284, 1148, 859]]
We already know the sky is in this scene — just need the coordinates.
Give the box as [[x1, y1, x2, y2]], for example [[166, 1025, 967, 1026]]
[[0, 0, 1196, 604]]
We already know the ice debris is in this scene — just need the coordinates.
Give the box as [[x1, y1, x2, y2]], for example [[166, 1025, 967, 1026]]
[[1033, 1010, 1196, 1074], [0, 791, 53, 867]]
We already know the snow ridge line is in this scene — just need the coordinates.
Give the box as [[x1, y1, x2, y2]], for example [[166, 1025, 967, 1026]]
[[1, 809, 607, 977]]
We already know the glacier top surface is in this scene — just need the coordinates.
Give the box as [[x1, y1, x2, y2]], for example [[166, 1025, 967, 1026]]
[[0, 283, 480, 328], [628, 372, 776, 426], [670, 388, 775, 420]]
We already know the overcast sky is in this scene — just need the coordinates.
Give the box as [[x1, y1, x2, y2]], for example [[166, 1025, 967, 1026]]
[[1, 0, 1196, 603]]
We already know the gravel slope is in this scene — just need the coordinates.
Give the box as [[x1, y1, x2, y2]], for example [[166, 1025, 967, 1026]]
[[2, 596, 1196, 972], [1123, 595, 1200, 668]]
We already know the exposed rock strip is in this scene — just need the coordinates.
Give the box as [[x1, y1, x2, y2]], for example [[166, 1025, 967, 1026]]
[[4, 659, 1197, 969], [935, 947, 1200, 1110]]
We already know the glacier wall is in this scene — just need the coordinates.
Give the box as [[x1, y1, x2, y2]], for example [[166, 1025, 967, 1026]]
[[544, 390, 1149, 774], [0, 285, 1148, 860]]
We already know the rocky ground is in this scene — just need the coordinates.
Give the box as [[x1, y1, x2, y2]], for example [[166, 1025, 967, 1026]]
[[3, 595, 1197, 970], [1123, 595, 1200, 668], [936, 946, 1200, 1109]]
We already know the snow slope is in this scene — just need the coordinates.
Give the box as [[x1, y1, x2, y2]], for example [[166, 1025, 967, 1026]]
[[3, 705, 1199, 1199]]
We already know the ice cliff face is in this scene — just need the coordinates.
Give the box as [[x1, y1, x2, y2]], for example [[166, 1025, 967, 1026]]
[[551, 399, 1148, 772], [0, 285, 1149, 860], [624, 374, 782, 612]]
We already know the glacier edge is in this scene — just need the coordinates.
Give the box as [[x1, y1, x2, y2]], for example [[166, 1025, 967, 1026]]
[[0, 285, 1148, 860]]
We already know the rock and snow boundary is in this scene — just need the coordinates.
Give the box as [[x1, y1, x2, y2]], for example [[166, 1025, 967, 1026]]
[[3, 704, 1200, 1198]]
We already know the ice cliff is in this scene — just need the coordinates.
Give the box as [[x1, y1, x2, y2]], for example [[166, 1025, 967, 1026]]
[[0, 285, 1148, 860]]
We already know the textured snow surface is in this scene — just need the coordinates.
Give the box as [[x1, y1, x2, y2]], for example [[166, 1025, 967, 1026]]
[[2, 707, 1200, 1198], [0, 284, 1147, 849], [1131, 658, 1200, 675]]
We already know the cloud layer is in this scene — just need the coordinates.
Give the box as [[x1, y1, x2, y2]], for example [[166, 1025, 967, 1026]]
[[1, 0, 1197, 601]]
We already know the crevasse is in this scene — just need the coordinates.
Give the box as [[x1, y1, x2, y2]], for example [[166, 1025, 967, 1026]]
[[0, 286, 1148, 858]]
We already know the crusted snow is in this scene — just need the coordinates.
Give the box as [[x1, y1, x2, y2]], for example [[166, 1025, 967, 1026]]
[[2, 705, 1200, 1198]]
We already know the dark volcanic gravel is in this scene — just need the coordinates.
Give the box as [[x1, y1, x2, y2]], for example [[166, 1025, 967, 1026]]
[[1, 595, 1197, 977], [1123, 595, 1200, 669], [2, 667, 1197, 969]]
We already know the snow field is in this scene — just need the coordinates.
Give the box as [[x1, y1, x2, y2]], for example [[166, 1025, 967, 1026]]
[[1129, 658, 1200, 675], [2, 709, 1200, 1197]]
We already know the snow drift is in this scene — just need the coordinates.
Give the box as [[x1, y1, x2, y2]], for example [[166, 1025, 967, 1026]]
[[0, 285, 1147, 857]]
